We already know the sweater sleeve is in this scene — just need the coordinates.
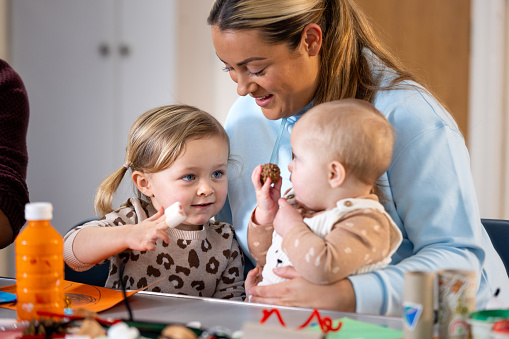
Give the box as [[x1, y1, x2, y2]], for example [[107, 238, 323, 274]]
[[282, 210, 393, 285], [0, 59, 30, 238], [247, 208, 274, 268], [63, 219, 113, 271], [350, 86, 498, 315], [63, 199, 142, 271], [213, 228, 246, 300]]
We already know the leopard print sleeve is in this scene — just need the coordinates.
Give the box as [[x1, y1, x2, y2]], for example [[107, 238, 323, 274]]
[[212, 224, 246, 301], [63, 197, 148, 272]]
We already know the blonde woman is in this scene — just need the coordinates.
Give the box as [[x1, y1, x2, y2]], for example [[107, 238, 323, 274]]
[[208, 0, 508, 314], [64, 105, 245, 300]]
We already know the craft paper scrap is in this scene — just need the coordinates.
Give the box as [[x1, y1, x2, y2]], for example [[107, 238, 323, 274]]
[[0, 280, 138, 313], [0, 291, 16, 304], [307, 317, 403, 339]]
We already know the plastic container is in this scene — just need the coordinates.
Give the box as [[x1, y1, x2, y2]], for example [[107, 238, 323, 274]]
[[468, 310, 509, 339], [492, 320, 509, 339], [15, 202, 64, 321]]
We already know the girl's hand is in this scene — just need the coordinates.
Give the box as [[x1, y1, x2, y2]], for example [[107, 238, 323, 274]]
[[248, 266, 356, 312], [273, 198, 303, 237], [251, 165, 282, 225], [125, 207, 170, 251]]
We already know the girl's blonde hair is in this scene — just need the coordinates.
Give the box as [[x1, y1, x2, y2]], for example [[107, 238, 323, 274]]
[[208, 0, 418, 105], [94, 105, 229, 217]]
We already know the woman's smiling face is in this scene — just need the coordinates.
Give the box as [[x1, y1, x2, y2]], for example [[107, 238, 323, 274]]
[[211, 25, 321, 120]]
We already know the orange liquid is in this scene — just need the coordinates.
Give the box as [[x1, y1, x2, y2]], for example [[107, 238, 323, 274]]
[[15, 220, 64, 321]]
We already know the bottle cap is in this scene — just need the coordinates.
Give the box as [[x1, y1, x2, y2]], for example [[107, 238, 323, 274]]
[[25, 202, 53, 220]]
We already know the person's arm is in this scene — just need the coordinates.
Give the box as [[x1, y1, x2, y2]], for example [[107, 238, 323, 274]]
[[65, 207, 169, 268], [248, 266, 356, 312], [213, 231, 246, 300], [0, 210, 13, 248], [247, 209, 274, 268], [347, 88, 496, 315], [0, 59, 30, 248], [281, 209, 393, 285]]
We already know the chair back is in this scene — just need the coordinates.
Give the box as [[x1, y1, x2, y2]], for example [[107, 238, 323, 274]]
[[64, 219, 110, 286], [482, 218, 509, 275]]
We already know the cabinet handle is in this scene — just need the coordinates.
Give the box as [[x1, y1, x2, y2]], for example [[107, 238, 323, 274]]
[[98, 43, 110, 57], [119, 44, 130, 57]]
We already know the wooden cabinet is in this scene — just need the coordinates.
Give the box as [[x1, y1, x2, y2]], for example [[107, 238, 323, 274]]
[[354, 0, 471, 142]]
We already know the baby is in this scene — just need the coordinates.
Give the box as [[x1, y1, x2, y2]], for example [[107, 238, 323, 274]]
[[248, 99, 402, 287]]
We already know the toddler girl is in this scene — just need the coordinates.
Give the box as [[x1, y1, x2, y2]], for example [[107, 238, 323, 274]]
[[64, 105, 245, 300]]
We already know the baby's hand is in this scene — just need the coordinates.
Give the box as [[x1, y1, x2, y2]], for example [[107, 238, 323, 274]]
[[274, 198, 303, 238], [125, 207, 170, 251], [251, 165, 282, 225]]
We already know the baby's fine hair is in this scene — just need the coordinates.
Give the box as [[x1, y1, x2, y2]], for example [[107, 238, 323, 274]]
[[94, 104, 229, 217], [302, 98, 394, 186]]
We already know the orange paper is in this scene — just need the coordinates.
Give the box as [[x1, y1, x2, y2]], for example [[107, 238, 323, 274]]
[[0, 280, 138, 313]]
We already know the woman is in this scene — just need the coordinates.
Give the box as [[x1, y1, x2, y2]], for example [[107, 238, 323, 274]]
[[208, 0, 508, 315]]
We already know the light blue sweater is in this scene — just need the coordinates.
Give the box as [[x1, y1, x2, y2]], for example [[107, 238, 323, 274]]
[[217, 79, 509, 315]]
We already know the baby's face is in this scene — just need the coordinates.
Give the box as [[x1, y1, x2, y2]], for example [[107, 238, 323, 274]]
[[288, 124, 331, 211]]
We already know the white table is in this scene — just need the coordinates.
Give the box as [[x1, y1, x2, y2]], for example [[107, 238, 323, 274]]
[[0, 277, 403, 336]]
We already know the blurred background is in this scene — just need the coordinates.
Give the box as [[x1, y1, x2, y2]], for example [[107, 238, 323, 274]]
[[0, 0, 508, 276]]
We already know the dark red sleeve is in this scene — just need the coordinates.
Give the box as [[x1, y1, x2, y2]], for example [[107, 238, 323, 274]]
[[0, 59, 30, 236]]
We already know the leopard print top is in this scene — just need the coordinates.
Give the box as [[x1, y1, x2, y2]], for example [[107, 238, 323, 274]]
[[64, 198, 245, 300]]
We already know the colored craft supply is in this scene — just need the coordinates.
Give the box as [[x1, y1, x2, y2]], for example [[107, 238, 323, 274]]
[[15, 202, 64, 321], [402, 271, 435, 339], [437, 269, 476, 339], [492, 319, 509, 339], [468, 309, 509, 339]]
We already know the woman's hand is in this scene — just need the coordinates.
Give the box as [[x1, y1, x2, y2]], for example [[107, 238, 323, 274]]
[[273, 198, 304, 237], [244, 266, 262, 299], [248, 266, 356, 312], [251, 165, 282, 225], [125, 207, 170, 251]]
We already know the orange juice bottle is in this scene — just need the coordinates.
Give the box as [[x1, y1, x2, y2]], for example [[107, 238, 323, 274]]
[[15, 202, 64, 321]]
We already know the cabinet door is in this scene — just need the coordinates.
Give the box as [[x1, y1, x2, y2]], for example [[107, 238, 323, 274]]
[[11, 0, 177, 233], [116, 0, 177, 156], [354, 0, 471, 142]]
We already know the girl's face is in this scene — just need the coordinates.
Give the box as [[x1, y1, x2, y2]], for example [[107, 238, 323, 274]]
[[211, 25, 320, 120], [142, 135, 229, 227]]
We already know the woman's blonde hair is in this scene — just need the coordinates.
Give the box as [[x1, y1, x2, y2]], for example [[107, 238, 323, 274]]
[[208, 0, 417, 105], [94, 105, 229, 217]]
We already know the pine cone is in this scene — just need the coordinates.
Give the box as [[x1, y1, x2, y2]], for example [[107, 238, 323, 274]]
[[260, 163, 281, 184]]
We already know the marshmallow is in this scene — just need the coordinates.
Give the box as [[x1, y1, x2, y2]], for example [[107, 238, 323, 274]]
[[107, 322, 139, 339], [165, 202, 186, 228]]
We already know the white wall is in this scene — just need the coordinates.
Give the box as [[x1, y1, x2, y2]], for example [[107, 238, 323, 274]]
[[176, 1, 238, 124], [468, 0, 509, 219]]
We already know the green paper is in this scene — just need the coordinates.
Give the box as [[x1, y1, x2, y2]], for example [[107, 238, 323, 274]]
[[307, 317, 403, 339]]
